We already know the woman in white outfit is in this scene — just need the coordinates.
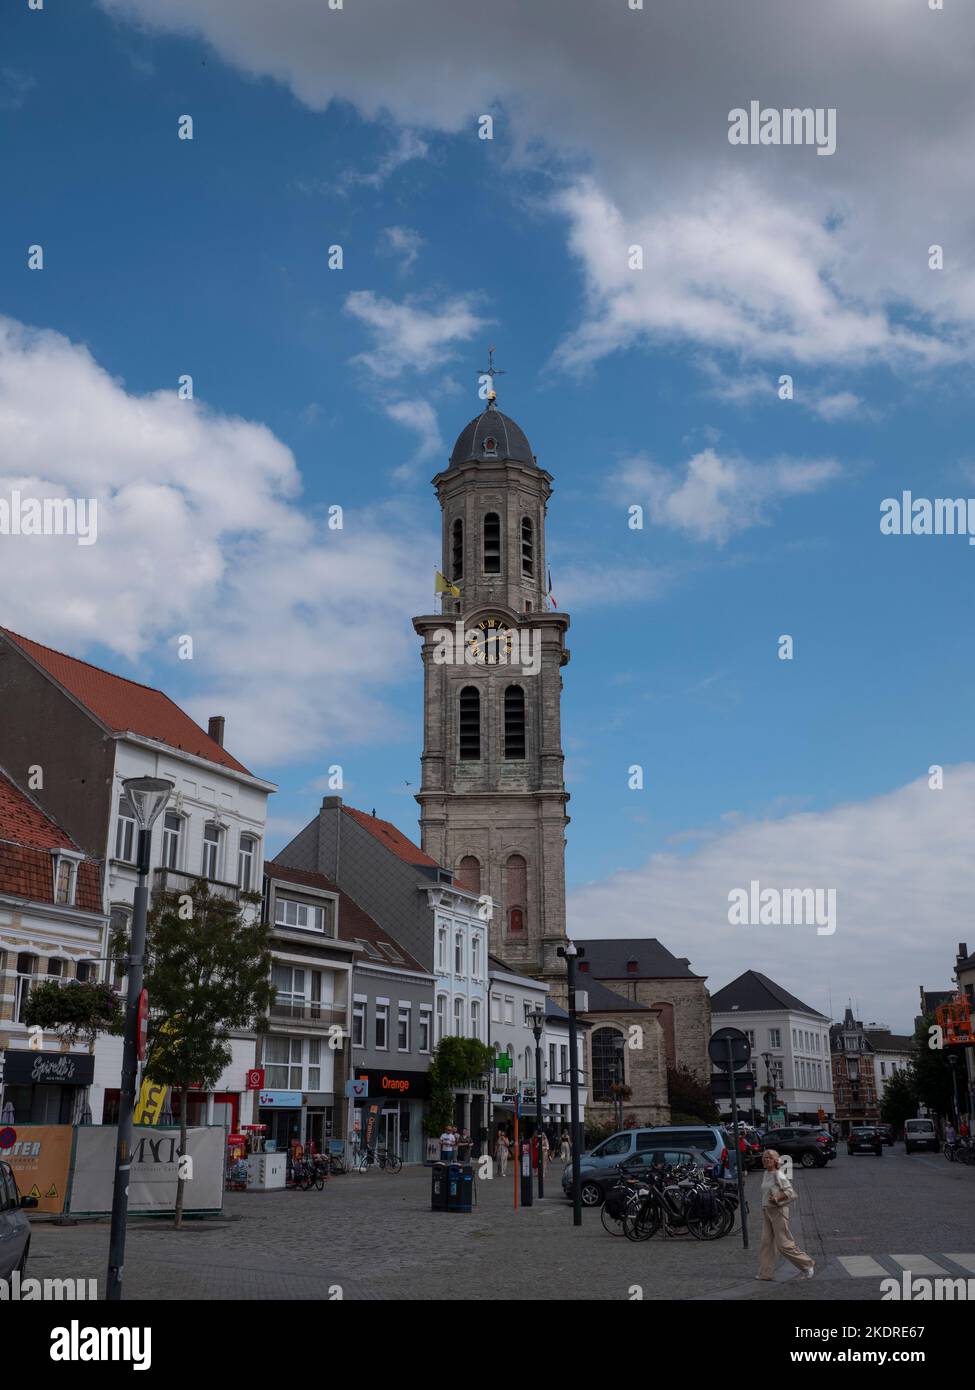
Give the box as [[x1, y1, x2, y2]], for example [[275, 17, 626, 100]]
[[756, 1149, 815, 1281]]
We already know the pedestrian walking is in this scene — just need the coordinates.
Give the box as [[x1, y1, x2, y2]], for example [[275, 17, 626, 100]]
[[755, 1150, 815, 1281], [495, 1130, 510, 1177], [540, 1130, 550, 1170], [559, 1130, 571, 1163], [946, 1122, 957, 1146]]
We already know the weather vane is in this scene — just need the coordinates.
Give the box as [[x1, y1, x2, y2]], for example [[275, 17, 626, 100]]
[[478, 345, 506, 403]]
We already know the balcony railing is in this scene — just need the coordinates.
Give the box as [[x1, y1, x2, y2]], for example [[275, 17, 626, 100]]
[[153, 868, 241, 902], [268, 1000, 348, 1028]]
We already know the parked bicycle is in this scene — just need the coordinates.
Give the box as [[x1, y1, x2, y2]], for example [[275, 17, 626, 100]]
[[622, 1160, 738, 1242], [356, 1145, 402, 1173]]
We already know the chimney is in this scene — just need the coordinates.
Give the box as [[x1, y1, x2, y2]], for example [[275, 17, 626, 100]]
[[321, 796, 343, 809], [207, 716, 225, 747], [958, 942, 968, 962]]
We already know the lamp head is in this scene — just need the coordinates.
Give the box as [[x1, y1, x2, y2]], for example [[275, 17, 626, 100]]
[[122, 776, 175, 830]]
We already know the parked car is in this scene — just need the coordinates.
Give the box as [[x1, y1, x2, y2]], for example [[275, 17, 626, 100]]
[[761, 1125, 835, 1168], [570, 1147, 715, 1204], [0, 1160, 36, 1283], [904, 1117, 939, 1153], [847, 1127, 883, 1156], [563, 1124, 736, 1206], [875, 1123, 894, 1147], [722, 1124, 765, 1171]]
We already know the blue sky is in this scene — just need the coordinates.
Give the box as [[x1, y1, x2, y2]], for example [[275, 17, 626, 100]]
[[3, 0, 975, 1029]]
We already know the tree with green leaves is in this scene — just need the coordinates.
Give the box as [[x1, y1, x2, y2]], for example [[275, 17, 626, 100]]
[[24, 979, 124, 1047], [908, 1015, 955, 1121], [113, 883, 274, 1228], [423, 1036, 495, 1137], [667, 1063, 720, 1124], [879, 1067, 916, 1135]]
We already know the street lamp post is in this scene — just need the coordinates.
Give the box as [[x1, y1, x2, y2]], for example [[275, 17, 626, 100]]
[[106, 776, 173, 1302], [528, 1006, 545, 1199], [557, 942, 584, 1228], [761, 1051, 773, 1130], [947, 1053, 961, 1128]]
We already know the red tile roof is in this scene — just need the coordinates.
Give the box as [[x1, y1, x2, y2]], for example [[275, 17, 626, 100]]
[[341, 805, 440, 868], [0, 771, 102, 914], [1, 628, 250, 775], [265, 860, 426, 973]]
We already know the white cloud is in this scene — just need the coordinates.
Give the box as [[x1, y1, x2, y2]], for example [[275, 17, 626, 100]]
[[380, 225, 424, 271], [612, 449, 841, 545], [0, 316, 432, 766], [344, 291, 486, 379], [97, 0, 975, 382], [384, 397, 443, 477], [339, 128, 429, 192], [568, 768, 975, 1033]]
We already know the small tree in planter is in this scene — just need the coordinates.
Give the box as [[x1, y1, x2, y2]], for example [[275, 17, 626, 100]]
[[113, 882, 273, 1228], [24, 979, 124, 1048], [423, 1036, 495, 1138]]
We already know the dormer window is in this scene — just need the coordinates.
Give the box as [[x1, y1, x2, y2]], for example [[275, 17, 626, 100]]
[[51, 850, 83, 907], [626, 958, 638, 974], [482, 436, 498, 457]]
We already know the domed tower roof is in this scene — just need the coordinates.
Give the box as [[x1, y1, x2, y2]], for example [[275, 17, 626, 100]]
[[448, 401, 536, 469]]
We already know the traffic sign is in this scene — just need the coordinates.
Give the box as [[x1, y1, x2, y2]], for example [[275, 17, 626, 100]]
[[137, 989, 149, 1063], [711, 1072, 756, 1098], [708, 1027, 751, 1071]]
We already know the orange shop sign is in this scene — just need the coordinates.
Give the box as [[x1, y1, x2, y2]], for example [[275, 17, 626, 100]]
[[0, 1125, 74, 1214]]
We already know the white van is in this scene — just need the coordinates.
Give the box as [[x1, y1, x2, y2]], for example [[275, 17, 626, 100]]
[[904, 1118, 938, 1153]]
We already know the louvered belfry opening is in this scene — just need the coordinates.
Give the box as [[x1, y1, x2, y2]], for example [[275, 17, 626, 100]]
[[504, 684, 526, 759], [451, 517, 463, 581], [521, 516, 534, 577], [483, 512, 501, 573], [459, 685, 481, 760]]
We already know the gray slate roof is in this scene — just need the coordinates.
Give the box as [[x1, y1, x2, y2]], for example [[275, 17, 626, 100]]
[[865, 1030, 915, 1052], [449, 404, 535, 468], [709, 969, 825, 1019], [575, 937, 699, 980], [579, 978, 652, 1013]]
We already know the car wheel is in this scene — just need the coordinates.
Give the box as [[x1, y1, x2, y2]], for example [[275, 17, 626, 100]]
[[580, 1182, 603, 1208], [799, 1151, 817, 1168]]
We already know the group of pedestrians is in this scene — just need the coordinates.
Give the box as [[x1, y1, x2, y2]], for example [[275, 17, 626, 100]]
[[438, 1126, 473, 1161], [492, 1127, 571, 1176]]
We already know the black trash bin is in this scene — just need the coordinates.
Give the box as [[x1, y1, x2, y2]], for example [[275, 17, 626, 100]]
[[455, 1163, 474, 1212], [431, 1162, 448, 1211], [446, 1161, 462, 1211]]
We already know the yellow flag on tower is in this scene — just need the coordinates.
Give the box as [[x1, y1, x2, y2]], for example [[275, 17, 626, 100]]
[[435, 570, 461, 598]]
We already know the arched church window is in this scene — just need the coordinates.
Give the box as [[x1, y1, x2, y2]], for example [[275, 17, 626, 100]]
[[483, 512, 501, 574], [591, 1027, 626, 1103], [456, 856, 481, 894], [505, 854, 526, 932], [521, 516, 534, 578], [451, 518, 464, 581], [504, 685, 526, 760], [459, 686, 481, 760]]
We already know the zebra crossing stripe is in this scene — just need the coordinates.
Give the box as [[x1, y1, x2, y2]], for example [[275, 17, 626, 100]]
[[837, 1256, 888, 1277], [943, 1253, 975, 1273], [890, 1255, 951, 1276]]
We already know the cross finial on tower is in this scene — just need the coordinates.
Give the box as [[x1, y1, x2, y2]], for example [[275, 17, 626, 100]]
[[478, 345, 506, 406]]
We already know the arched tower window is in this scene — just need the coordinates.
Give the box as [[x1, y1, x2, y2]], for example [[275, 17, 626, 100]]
[[483, 512, 501, 574], [504, 685, 526, 760], [456, 856, 481, 894], [505, 854, 526, 932], [591, 1027, 626, 1103], [521, 516, 534, 578], [451, 518, 464, 582], [459, 686, 481, 760]]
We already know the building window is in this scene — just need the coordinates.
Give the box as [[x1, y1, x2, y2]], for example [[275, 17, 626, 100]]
[[375, 1003, 389, 1050], [398, 1005, 411, 1052], [15, 953, 36, 1023], [238, 835, 257, 890], [768, 1028, 781, 1049], [76, 961, 94, 984], [451, 517, 464, 581], [53, 854, 79, 907], [483, 512, 501, 574], [47, 958, 64, 980], [548, 1042, 557, 1080], [471, 934, 481, 979], [459, 686, 481, 760], [436, 995, 447, 1043], [307, 1039, 321, 1091], [470, 999, 481, 1041], [505, 854, 527, 932], [275, 897, 327, 933], [437, 925, 447, 972], [453, 997, 465, 1036], [591, 1027, 625, 1103], [352, 999, 365, 1048], [523, 1048, 533, 1081], [504, 995, 515, 1024], [456, 856, 481, 894], [162, 814, 183, 870], [264, 1037, 302, 1090], [503, 685, 526, 760], [454, 931, 464, 976], [419, 1008, 432, 1053], [114, 811, 136, 863], [202, 823, 222, 880]]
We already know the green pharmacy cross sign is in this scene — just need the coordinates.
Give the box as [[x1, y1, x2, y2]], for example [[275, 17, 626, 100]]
[[495, 1054, 513, 1073]]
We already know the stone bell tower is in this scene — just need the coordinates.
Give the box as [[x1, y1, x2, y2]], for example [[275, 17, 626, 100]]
[[412, 373, 570, 984]]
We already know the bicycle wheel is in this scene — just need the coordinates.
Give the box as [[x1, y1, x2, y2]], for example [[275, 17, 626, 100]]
[[385, 1153, 402, 1173], [314, 1167, 326, 1191], [686, 1200, 729, 1241], [624, 1197, 661, 1242], [601, 1202, 627, 1236]]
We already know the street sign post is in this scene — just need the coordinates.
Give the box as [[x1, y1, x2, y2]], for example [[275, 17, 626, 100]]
[[708, 1027, 750, 1250]]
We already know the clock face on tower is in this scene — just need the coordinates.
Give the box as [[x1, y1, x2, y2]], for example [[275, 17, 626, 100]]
[[466, 617, 512, 663]]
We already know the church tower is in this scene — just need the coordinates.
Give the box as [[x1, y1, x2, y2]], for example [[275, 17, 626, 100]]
[[413, 380, 570, 983]]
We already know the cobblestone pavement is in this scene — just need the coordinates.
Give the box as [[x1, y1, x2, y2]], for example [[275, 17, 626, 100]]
[[22, 1146, 975, 1301]]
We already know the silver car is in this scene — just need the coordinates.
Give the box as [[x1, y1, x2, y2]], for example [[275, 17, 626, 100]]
[[0, 1160, 36, 1282]]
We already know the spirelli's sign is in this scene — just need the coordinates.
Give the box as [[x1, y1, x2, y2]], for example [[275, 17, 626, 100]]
[[2, 1051, 95, 1086]]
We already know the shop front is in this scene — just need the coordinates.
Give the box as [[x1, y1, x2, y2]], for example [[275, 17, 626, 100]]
[[257, 1089, 335, 1154], [0, 1049, 95, 1124], [352, 1068, 428, 1165]]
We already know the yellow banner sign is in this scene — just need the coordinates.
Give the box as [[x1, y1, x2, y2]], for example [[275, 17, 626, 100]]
[[134, 1077, 169, 1126]]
